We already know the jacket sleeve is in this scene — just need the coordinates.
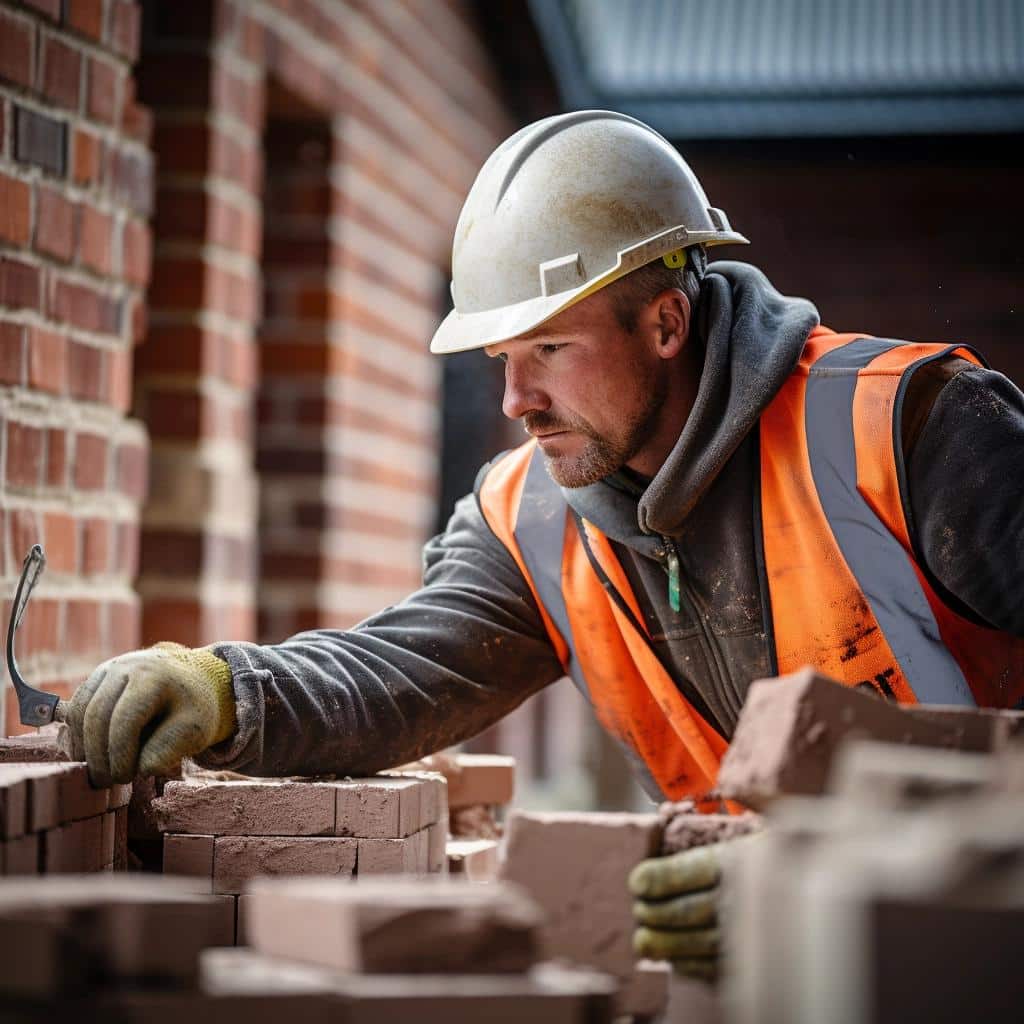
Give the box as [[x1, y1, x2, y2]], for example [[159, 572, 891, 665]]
[[904, 362, 1024, 637], [198, 491, 565, 776]]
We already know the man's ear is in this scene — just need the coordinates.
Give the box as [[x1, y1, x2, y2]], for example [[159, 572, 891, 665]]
[[652, 289, 690, 360]]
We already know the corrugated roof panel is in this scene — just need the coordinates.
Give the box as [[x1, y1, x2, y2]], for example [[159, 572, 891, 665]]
[[531, 0, 1024, 135]]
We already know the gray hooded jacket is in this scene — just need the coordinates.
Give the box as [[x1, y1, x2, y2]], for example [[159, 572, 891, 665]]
[[204, 262, 1024, 777]]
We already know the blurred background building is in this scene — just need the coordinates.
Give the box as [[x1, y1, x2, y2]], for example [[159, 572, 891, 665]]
[[1, 0, 1022, 808]]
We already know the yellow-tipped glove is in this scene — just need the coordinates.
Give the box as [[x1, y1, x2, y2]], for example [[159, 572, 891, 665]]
[[629, 836, 756, 983], [64, 643, 236, 787]]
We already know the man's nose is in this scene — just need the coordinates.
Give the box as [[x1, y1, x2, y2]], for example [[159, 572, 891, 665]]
[[501, 363, 549, 420]]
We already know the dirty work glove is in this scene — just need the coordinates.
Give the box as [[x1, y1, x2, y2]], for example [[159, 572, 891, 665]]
[[629, 837, 755, 983], [65, 643, 236, 787]]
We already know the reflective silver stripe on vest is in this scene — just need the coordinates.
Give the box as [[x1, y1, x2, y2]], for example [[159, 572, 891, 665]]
[[805, 339, 975, 706], [514, 445, 667, 799]]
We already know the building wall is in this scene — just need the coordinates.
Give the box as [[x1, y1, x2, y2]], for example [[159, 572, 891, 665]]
[[134, 0, 514, 648], [0, 0, 151, 735]]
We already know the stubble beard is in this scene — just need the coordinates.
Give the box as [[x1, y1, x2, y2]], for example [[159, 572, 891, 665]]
[[528, 372, 669, 489]]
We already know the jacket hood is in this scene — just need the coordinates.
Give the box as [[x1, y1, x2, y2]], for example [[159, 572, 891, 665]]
[[566, 260, 819, 542]]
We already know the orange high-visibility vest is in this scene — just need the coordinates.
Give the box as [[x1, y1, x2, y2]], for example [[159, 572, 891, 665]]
[[478, 328, 1024, 801]]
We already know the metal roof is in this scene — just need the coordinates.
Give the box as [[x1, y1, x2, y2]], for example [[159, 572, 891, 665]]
[[528, 0, 1024, 137]]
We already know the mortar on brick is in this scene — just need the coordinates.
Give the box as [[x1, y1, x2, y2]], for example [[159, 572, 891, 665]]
[[155, 779, 336, 836], [658, 799, 763, 855]]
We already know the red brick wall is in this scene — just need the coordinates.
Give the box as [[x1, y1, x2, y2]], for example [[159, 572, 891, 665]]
[[134, 0, 513, 645], [1, 0, 152, 735]]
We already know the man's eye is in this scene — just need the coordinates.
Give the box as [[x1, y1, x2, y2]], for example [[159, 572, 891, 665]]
[[538, 344, 565, 355]]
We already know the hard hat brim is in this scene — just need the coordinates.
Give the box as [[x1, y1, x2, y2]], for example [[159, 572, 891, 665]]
[[430, 229, 748, 355]]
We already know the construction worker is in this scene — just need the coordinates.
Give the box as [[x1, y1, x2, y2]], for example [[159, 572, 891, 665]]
[[64, 111, 1024, 979]]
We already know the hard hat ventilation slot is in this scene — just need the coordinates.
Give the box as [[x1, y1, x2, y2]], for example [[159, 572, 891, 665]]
[[539, 253, 587, 296]]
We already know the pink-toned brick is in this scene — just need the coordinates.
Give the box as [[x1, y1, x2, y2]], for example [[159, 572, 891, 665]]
[[212, 836, 357, 894], [155, 780, 336, 837], [163, 833, 215, 892]]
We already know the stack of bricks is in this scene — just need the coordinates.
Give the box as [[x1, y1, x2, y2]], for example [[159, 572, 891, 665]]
[[158, 770, 448, 945], [0, 0, 151, 735], [230, 876, 618, 1022], [0, 875, 617, 1021], [702, 668, 1024, 1023], [0, 874, 246, 1013], [0, 734, 129, 874]]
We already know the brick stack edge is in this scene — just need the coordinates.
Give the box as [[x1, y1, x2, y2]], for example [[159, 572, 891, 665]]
[[0, 733, 129, 874], [0, 0, 151, 736], [158, 770, 449, 945]]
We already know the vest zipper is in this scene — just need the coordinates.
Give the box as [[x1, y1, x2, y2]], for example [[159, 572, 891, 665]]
[[664, 538, 681, 612], [662, 534, 731, 707]]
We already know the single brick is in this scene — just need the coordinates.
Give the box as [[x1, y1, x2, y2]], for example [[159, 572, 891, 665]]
[[1, 832, 40, 875], [212, 893, 237, 947], [44, 814, 105, 872], [100, 811, 116, 867], [246, 876, 542, 975], [71, 127, 100, 185], [0, 171, 31, 246], [235, 892, 250, 945], [0, 732, 67, 766], [427, 821, 448, 874], [0, 256, 41, 312], [439, 753, 516, 809], [206, 948, 614, 1021], [35, 185, 77, 262], [57, 764, 109, 821], [40, 33, 82, 112], [447, 838, 499, 882], [501, 811, 663, 980], [13, 105, 65, 176], [87, 56, 120, 125], [333, 781, 399, 839], [163, 833, 214, 890], [212, 836, 357, 895], [0, 10, 34, 90], [28, 327, 68, 395], [0, 773, 28, 839], [393, 770, 447, 828], [155, 780, 336, 837], [356, 834, 424, 876], [67, 0, 104, 40], [113, 806, 128, 870], [0, 322, 24, 385], [718, 668, 1023, 810], [9, 764, 66, 831], [616, 961, 673, 1022]]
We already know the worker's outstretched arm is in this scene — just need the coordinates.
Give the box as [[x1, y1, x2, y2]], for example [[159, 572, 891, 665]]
[[65, 493, 564, 784]]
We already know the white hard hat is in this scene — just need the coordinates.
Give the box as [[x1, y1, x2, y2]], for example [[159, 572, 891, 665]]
[[430, 109, 747, 355]]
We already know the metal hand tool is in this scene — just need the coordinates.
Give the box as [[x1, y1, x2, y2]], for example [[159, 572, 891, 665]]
[[6, 545, 67, 726]]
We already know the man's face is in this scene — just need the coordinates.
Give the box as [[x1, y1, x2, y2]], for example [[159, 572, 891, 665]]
[[486, 292, 670, 488]]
